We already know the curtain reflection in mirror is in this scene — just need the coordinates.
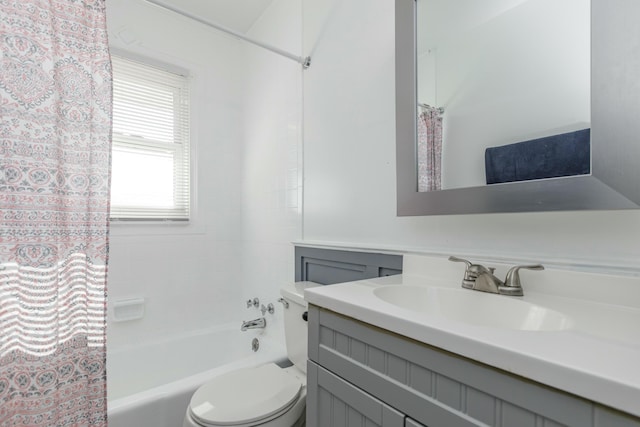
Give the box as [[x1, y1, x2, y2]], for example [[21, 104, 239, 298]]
[[417, 104, 443, 191]]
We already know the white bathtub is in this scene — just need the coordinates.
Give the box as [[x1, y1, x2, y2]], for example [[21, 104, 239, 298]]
[[107, 323, 288, 427]]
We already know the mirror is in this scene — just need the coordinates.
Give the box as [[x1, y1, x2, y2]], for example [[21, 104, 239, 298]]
[[417, 0, 590, 191], [396, 0, 640, 215]]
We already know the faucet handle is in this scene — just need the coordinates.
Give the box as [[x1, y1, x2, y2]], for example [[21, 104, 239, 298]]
[[500, 264, 544, 296], [260, 303, 275, 316], [449, 256, 493, 289], [448, 256, 472, 268]]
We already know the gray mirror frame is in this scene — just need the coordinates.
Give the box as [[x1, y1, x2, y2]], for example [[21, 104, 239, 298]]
[[396, 0, 640, 216]]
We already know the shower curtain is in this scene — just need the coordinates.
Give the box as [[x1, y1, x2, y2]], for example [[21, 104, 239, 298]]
[[417, 107, 443, 192], [0, 0, 111, 425]]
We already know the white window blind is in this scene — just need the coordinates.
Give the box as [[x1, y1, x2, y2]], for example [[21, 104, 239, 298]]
[[110, 55, 191, 221]]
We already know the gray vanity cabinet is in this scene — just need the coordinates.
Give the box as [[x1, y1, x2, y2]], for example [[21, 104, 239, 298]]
[[307, 362, 404, 427], [306, 305, 640, 427]]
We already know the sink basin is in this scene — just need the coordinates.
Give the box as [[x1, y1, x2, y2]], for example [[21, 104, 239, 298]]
[[373, 285, 573, 331]]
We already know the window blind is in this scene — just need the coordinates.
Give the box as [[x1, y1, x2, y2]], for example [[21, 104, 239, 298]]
[[110, 55, 191, 221]]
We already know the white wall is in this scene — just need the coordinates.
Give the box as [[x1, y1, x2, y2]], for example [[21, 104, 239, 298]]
[[239, 0, 303, 341], [302, 0, 640, 271], [106, 0, 304, 350], [106, 0, 247, 350]]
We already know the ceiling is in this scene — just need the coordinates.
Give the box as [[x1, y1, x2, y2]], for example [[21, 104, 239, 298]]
[[150, 0, 276, 34]]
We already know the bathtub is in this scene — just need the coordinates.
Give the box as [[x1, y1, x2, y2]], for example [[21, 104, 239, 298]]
[[107, 323, 288, 427]]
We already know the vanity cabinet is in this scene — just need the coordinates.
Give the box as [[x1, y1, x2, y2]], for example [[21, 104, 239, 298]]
[[307, 362, 405, 427], [306, 305, 640, 427]]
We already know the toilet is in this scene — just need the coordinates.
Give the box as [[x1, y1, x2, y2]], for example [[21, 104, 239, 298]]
[[183, 281, 319, 427]]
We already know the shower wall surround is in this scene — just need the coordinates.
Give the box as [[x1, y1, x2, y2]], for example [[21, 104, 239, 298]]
[[302, 0, 640, 271], [239, 0, 303, 345], [106, 0, 302, 351], [106, 0, 244, 350]]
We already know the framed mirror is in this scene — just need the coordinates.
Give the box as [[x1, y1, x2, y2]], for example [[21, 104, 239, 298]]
[[396, 0, 640, 215]]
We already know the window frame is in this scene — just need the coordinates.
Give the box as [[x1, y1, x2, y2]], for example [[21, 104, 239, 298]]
[[109, 53, 192, 222]]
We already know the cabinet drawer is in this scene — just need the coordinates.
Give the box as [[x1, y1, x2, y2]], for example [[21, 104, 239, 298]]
[[307, 361, 404, 427]]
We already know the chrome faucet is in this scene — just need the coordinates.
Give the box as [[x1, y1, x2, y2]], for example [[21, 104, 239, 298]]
[[449, 256, 544, 296], [241, 317, 266, 331]]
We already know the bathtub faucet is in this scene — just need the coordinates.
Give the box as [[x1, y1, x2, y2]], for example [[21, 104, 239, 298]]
[[241, 317, 266, 331]]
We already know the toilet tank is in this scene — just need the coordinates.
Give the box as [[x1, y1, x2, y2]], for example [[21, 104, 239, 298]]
[[279, 281, 320, 374]]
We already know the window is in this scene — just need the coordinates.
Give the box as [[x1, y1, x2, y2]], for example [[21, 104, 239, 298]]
[[110, 55, 191, 221]]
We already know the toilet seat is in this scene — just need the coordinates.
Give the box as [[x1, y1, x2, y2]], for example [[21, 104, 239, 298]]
[[188, 363, 303, 427]]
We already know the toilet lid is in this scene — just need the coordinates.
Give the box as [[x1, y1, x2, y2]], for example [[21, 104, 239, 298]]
[[189, 363, 302, 426]]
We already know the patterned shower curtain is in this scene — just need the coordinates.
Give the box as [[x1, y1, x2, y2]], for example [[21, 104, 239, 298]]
[[417, 107, 443, 192], [0, 0, 111, 425]]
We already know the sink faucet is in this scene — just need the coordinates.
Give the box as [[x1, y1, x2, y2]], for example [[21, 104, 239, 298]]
[[448, 256, 494, 289], [449, 256, 544, 296], [241, 317, 266, 331]]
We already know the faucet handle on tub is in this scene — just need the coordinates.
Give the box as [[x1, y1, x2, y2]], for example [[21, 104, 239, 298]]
[[246, 298, 260, 308], [500, 264, 545, 296], [260, 303, 275, 316]]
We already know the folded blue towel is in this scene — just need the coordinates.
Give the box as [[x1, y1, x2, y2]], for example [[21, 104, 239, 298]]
[[485, 128, 590, 185]]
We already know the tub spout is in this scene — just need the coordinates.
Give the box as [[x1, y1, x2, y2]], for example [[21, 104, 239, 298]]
[[241, 317, 266, 331]]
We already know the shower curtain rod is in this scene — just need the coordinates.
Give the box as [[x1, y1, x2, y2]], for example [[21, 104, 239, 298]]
[[144, 0, 311, 69]]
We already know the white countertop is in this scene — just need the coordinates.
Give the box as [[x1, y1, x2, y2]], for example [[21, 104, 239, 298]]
[[304, 254, 640, 417]]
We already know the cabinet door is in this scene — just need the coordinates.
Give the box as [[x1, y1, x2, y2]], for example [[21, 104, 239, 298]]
[[307, 361, 404, 427], [406, 418, 427, 427]]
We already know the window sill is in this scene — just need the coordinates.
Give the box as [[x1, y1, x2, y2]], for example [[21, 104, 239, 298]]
[[109, 218, 205, 237]]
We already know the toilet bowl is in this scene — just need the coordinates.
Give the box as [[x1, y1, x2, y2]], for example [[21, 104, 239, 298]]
[[183, 282, 319, 427]]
